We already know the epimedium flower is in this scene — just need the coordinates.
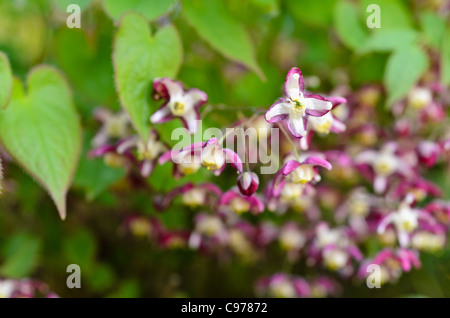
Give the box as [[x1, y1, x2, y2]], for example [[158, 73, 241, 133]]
[[265, 67, 333, 138], [300, 96, 347, 150], [218, 187, 264, 215], [377, 194, 437, 247], [91, 107, 131, 148], [355, 142, 414, 194], [255, 273, 310, 298], [237, 171, 259, 196], [154, 182, 222, 210], [150, 77, 207, 134], [358, 248, 420, 285], [275, 155, 332, 186], [160, 137, 243, 176], [116, 130, 168, 177]]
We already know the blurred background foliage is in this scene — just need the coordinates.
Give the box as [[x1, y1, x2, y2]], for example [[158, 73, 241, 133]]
[[0, 0, 449, 297]]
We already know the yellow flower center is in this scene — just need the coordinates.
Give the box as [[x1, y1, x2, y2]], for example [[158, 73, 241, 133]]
[[230, 197, 251, 214], [170, 101, 186, 116], [292, 99, 305, 114], [178, 162, 201, 175], [290, 165, 315, 184]]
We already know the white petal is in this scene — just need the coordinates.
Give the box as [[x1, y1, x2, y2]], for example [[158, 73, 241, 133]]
[[183, 110, 199, 133], [377, 214, 395, 234], [265, 103, 291, 121], [150, 106, 171, 123], [185, 89, 207, 107], [306, 97, 332, 111], [288, 115, 306, 137], [374, 175, 387, 194], [161, 78, 183, 98], [355, 150, 377, 164], [286, 76, 301, 100]]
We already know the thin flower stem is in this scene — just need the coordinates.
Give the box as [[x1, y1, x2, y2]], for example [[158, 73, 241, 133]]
[[277, 122, 300, 161]]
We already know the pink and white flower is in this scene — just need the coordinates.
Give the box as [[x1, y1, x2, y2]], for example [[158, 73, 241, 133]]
[[377, 194, 437, 247], [355, 142, 414, 194], [275, 155, 332, 186], [150, 78, 207, 134], [265, 67, 333, 138], [237, 171, 259, 196], [161, 138, 243, 176], [218, 187, 264, 215]]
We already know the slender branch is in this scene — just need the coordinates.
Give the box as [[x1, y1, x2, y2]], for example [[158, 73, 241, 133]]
[[277, 122, 300, 161]]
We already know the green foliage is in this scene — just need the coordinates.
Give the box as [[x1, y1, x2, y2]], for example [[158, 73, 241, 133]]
[[333, 0, 368, 50], [384, 45, 428, 105], [113, 13, 182, 141], [182, 0, 264, 79], [102, 0, 176, 21], [358, 29, 418, 54], [1, 233, 41, 278], [0, 66, 82, 219], [0, 52, 12, 109]]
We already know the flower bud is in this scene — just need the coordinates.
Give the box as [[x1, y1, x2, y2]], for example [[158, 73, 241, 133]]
[[237, 171, 259, 196]]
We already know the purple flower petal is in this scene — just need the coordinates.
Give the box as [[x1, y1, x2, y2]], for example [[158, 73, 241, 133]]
[[302, 157, 332, 170], [285, 67, 305, 98], [280, 160, 301, 176]]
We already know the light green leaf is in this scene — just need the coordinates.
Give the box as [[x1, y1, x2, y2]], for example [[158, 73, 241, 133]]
[[420, 11, 446, 50], [113, 13, 183, 141], [358, 29, 418, 54], [442, 26, 450, 86], [333, 1, 368, 50], [361, 0, 412, 29], [0, 66, 82, 219], [102, 0, 175, 21], [384, 45, 428, 106], [0, 52, 12, 109], [287, 0, 336, 28], [53, 0, 92, 11], [182, 0, 264, 79], [1, 233, 41, 278]]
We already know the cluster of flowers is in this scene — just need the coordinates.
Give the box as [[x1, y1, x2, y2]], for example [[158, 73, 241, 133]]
[[90, 66, 450, 297], [0, 278, 58, 298]]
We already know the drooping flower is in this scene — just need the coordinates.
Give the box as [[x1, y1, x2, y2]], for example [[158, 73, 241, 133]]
[[417, 140, 441, 167], [116, 130, 168, 177], [154, 182, 222, 210], [278, 222, 307, 261], [300, 96, 347, 150], [237, 171, 259, 196], [150, 78, 207, 134], [355, 142, 414, 194], [161, 137, 243, 176], [265, 67, 333, 138], [91, 107, 131, 148], [275, 155, 332, 186], [218, 187, 264, 215], [377, 194, 437, 247], [358, 248, 421, 285]]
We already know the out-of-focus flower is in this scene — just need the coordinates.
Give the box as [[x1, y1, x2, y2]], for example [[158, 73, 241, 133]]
[[237, 171, 259, 196], [91, 107, 131, 147], [276, 155, 332, 186], [425, 200, 450, 225], [358, 248, 420, 285], [150, 78, 207, 134], [154, 182, 222, 210], [417, 140, 441, 167], [278, 222, 306, 261], [0, 279, 58, 298], [265, 67, 332, 138], [300, 96, 347, 150], [356, 142, 414, 194], [255, 273, 309, 298], [161, 138, 243, 176], [188, 214, 228, 250], [218, 188, 264, 215], [124, 214, 164, 240], [410, 223, 446, 252], [377, 194, 436, 247], [116, 130, 168, 177], [390, 178, 441, 202]]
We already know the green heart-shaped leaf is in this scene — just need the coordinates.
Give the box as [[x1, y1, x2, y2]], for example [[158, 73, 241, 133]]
[[0, 52, 12, 109], [384, 45, 428, 106], [0, 66, 82, 219], [182, 0, 264, 80], [102, 0, 176, 21], [113, 13, 183, 141]]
